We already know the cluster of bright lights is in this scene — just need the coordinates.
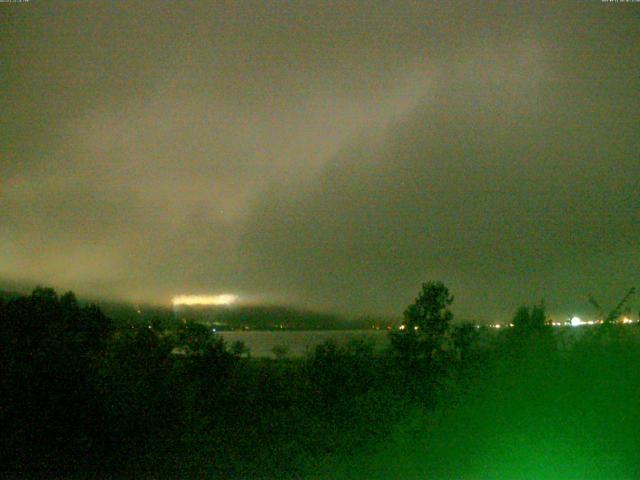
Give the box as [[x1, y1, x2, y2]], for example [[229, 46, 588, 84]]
[[171, 294, 238, 306], [397, 325, 422, 331], [569, 317, 603, 327], [570, 317, 603, 327], [569, 316, 638, 327], [570, 316, 584, 327], [396, 317, 639, 331]]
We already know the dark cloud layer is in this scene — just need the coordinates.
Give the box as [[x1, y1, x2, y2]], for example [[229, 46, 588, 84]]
[[1, 1, 638, 320]]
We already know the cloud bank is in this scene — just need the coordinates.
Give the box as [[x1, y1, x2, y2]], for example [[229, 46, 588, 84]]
[[2, 1, 638, 319]]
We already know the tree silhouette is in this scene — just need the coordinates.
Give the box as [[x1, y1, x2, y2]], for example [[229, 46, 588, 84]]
[[512, 302, 548, 335], [451, 322, 479, 364], [0, 287, 114, 473], [390, 281, 454, 368]]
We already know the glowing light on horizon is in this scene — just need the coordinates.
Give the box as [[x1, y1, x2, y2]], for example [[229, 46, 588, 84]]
[[570, 316, 583, 327], [172, 294, 238, 306]]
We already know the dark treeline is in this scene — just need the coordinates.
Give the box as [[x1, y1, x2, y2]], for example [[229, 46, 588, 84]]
[[174, 304, 381, 331], [96, 301, 396, 332], [1, 283, 639, 479]]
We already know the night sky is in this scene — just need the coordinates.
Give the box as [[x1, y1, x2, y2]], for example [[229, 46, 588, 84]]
[[1, 1, 638, 320]]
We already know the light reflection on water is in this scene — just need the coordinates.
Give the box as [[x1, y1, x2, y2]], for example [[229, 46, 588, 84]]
[[217, 330, 390, 358]]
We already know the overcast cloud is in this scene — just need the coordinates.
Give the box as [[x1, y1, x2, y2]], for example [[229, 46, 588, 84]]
[[1, 1, 638, 320]]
